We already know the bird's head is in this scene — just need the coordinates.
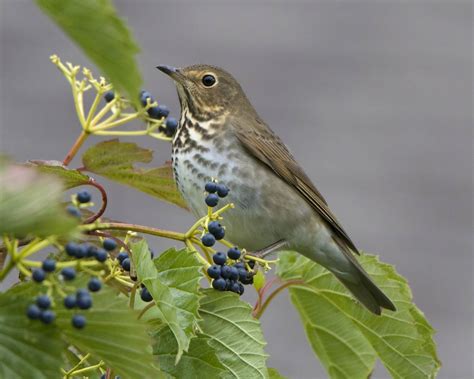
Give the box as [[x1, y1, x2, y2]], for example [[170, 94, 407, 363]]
[[157, 64, 253, 120]]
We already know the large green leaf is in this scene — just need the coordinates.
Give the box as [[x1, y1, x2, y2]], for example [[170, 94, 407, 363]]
[[0, 292, 64, 379], [153, 326, 225, 378], [199, 290, 269, 379], [83, 140, 187, 209], [131, 241, 203, 360], [36, 0, 142, 101], [0, 162, 78, 238], [56, 284, 162, 378], [28, 160, 90, 189], [277, 252, 441, 379]]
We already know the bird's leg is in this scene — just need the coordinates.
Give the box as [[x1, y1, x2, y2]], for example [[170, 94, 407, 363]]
[[249, 240, 288, 259]]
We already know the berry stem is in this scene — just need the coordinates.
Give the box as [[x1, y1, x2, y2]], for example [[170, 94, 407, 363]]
[[80, 222, 186, 242], [185, 239, 211, 268], [253, 280, 305, 319], [63, 130, 89, 166]]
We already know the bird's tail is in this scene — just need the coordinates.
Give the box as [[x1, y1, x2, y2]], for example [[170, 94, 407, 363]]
[[333, 266, 396, 315], [327, 238, 396, 315]]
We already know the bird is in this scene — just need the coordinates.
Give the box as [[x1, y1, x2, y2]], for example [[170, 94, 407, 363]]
[[157, 64, 396, 315]]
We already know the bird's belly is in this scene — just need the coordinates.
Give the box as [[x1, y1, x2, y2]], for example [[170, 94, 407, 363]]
[[172, 140, 320, 251]]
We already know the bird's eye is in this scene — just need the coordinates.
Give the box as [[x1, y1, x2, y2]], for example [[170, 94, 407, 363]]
[[202, 74, 216, 87]]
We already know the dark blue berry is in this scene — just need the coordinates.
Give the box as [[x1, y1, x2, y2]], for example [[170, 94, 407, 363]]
[[40, 310, 55, 324], [237, 268, 248, 280], [26, 304, 41, 319], [213, 227, 225, 240], [76, 288, 89, 298], [234, 262, 245, 269], [205, 194, 219, 207], [88, 277, 102, 292], [61, 267, 76, 281], [121, 257, 131, 271], [165, 117, 178, 136], [212, 278, 226, 291], [65, 242, 80, 257], [227, 247, 241, 260], [95, 249, 108, 262], [117, 252, 128, 263], [221, 265, 232, 279], [32, 268, 46, 282], [212, 252, 227, 265], [140, 287, 153, 302], [208, 221, 222, 236], [148, 104, 169, 119], [225, 279, 232, 290], [205, 182, 218, 193], [75, 244, 88, 259], [42, 259, 56, 273], [248, 260, 256, 269], [102, 238, 117, 251], [201, 233, 216, 247], [104, 91, 115, 103], [76, 190, 91, 203], [156, 104, 169, 118], [240, 272, 254, 285], [64, 295, 76, 309], [230, 281, 241, 294], [139, 90, 154, 106], [228, 266, 239, 280], [76, 293, 92, 310], [72, 314, 86, 329], [216, 184, 229, 198], [86, 244, 98, 258], [66, 205, 81, 218], [36, 295, 51, 309], [237, 283, 245, 295], [207, 265, 221, 279]]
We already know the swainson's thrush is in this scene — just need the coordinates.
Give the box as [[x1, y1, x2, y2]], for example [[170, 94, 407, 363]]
[[157, 64, 395, 314]]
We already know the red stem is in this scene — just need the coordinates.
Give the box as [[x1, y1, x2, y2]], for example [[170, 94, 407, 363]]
[[83, 179, 108, 224], [63, 130, 89, 166]]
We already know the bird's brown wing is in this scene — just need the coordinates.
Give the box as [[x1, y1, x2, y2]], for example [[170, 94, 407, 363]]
[[234, 119, 359, 254]]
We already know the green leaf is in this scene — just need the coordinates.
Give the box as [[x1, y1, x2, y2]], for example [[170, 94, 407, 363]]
[[153, 326, 225, 378], [277, 251, 441, 379], [35, 0, 142, 101], [131, 241, 203, 360], [56, 284, 162, 378], [0, 291, 65, 379], [28, 160, 90, 189], [199, 289, 269, 379], [268, 368, 288, 379], [83, 140, 187, 209], [0, 162, 78, 238]]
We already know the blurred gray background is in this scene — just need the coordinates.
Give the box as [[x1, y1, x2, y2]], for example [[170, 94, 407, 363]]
[[1, 1, 472, 378]]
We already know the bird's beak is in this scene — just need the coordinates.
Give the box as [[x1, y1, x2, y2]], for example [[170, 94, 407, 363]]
[[156, 65, 185, 85]]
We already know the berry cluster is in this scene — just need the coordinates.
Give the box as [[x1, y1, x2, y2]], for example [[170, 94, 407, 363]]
[[208, 248, 255, 296], [26, 238, 115, 328], [26, 295, 55, 324], [201, 181, 230, 247], [139, 90, 178, 137]]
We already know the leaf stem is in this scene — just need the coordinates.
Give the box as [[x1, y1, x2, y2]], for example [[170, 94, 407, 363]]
[[137, 302, 155, 320], [254, 280, 305, 319], [83, 179, 108, 224]]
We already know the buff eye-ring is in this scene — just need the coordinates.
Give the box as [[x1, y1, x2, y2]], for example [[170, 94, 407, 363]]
[[202, 74, 217, 87]]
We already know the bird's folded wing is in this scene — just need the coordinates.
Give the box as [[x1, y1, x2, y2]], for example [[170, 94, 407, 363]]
[[234, 120, 359, 254]]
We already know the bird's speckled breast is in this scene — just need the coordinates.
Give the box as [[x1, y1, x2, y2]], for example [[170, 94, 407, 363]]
[[171, 110, 319, 251]]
